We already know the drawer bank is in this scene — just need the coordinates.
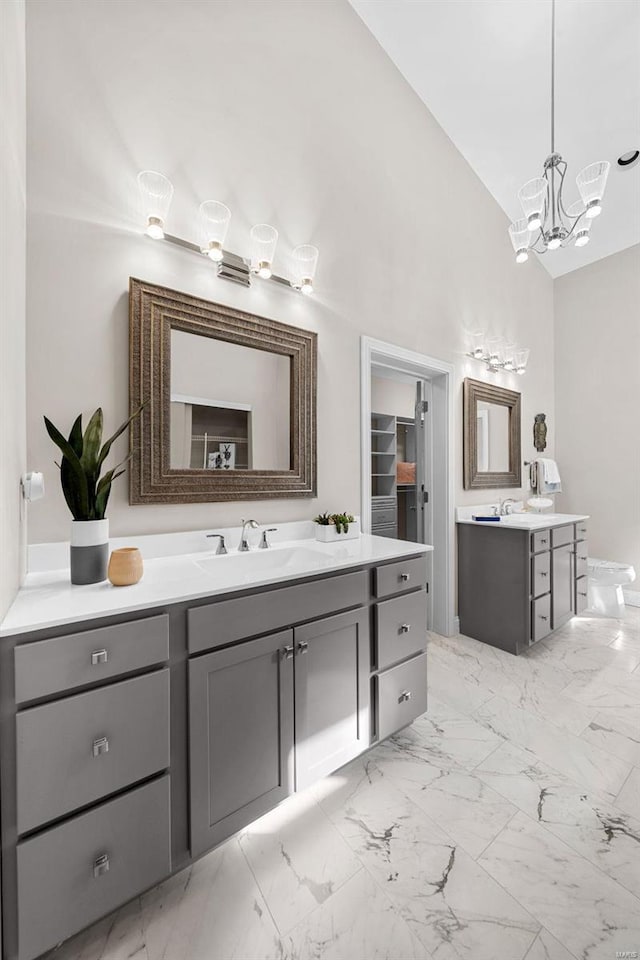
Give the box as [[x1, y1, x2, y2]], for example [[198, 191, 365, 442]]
[[0, 549, 429, 960]]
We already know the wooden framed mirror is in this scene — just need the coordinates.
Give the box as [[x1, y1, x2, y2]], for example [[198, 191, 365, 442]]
[[463, 378, 521, 489], [129, 278, 317, 503]]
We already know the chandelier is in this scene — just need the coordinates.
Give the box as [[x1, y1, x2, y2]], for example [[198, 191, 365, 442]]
[[508, 0, 610, 263]]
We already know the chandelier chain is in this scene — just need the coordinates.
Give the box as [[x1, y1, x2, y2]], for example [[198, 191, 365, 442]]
[[550, 0, 555, 155]]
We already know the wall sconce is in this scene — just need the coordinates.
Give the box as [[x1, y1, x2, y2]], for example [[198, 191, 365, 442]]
[[137, 171, 174, 240], [135, 171, 319, 295], [467, 332, 530, 375]]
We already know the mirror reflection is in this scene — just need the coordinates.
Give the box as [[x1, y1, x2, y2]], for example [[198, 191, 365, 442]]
[[170, 329, 291, 470], [476, 401, 509, 473]]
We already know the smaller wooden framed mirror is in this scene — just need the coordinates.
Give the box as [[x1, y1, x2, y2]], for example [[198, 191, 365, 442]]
[[463, 378, 521, 489]]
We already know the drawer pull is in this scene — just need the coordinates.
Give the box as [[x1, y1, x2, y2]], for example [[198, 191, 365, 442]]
[[578, 590, 588, 597], [539, 614, 548, 621], [578, 555, 587, 561], [93, 853, 110, 878], [91, 649, 108, 665], [400, 623, 411, 634], [398, 690, 412, 703], [281, 645, 294, 661], [297, 641, 309, 655], [92, 736, 110, 758], [400, 573, 410, 582], [540, 538, 548, 545], [539, 571, 548, 578]]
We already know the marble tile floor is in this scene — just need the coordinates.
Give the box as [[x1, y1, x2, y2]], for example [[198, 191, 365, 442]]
[[48, 607, 640, 960]]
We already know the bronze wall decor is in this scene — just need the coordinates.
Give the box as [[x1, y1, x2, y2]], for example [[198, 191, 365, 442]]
[[534, 413, 547, 452], [129, 278, 317, 503], [463, 378, 522, 490]]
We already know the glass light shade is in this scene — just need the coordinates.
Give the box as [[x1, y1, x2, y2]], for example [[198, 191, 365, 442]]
[[576, 161, 610, 218], [199, 201, 231, 261], [250, 224, 278, 278], [502, 341, 516, 371], [290, 244, 319, 294], [547, 235, 562, 250], [508, 219, 532, 263], [470, 331, 485, 359], [518, 178, 548, 231], [487, 336, 504, 366], [137, 171, 173, 239], [515, 347, 530, 375], [567, 200, 591, 247]]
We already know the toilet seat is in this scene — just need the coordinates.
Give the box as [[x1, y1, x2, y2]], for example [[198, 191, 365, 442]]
[[587, 558, 636, 587]]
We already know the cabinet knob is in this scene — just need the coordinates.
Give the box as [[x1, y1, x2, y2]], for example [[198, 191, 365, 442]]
[[540, 539, 548, 545], [91, 649, 108, 665], [400, 573, 410, 582], [400, 623, 411, 634], [539, 614, 548, 621], [578, 590, 587, 597], [297, 640, 309, 655], [540, 571, 548, 578], [281, 645, 294, 661], [92, 736, 110, 758], [578, 555, 587, 561], [93, 853, 110, 878], [398, 690, 412, 703]]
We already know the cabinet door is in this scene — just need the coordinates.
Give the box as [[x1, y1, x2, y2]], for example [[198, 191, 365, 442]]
[[552, 544, 575, 628], [189, 630, 294, 857], [294, 609, 370, 791]]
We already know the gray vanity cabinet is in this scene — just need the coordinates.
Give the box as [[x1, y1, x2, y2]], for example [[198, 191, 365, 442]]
[[458, 521, 587, 655], [188, 629, 295, 857], [294, 608, 370, 791]]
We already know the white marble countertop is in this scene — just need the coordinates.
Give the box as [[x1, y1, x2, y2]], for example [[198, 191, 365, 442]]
[[0, 534, 432, 638], [456, 511, 589, 530]]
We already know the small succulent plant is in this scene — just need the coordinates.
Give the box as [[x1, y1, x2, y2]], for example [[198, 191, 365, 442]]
[[44, 405, 144, 521], [314, 511, 355, 533]]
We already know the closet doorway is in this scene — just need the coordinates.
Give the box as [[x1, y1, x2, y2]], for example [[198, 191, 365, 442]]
[[361, 337, 455, 637]]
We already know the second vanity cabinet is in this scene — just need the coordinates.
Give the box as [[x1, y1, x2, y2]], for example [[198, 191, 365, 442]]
[[0, 551, 428, 960], [458, 520, 588, 655]]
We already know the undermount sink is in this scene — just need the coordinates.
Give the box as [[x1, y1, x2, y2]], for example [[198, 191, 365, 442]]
[[194, 544, 336, 579]]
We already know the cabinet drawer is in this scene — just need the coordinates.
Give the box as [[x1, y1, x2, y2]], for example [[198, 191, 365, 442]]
[[377, 652, 428, 741], [14, 614, 169, 704], [371, 507, 397, 526], [188, 570, 368, 655], [552, 524, 574, 548], [372, 524, 398, 539], [575, 542, 589, 578], [576, 576, 589, 614], [531, 594, 552, 643], [374, 555, 427, 599], [532, 552, 551, 599], [575, 521, 589, 541], [531, 530, 551, 554], [376, 590, 427, 670], [17, 775, 171, 960], [16, 669, 170, 834], [372, 497, 396, 512]]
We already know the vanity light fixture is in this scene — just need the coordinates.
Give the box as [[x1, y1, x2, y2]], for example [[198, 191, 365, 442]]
[[137, 171, 174, 240], [467, 332, 530, 376], [507, 0, 609, 262], [136, 172, 318, 294]]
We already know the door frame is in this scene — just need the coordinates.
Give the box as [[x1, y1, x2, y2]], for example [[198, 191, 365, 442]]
[[361, 336, 455, 637]]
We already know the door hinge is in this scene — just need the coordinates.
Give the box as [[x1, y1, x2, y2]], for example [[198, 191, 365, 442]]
[[423, 490, 429, 503], [420, 400, 429, 413]]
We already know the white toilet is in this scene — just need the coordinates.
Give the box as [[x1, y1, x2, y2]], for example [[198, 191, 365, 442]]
[[587, 558, 636, 618]]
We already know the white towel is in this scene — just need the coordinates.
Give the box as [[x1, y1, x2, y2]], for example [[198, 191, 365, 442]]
[[536, 458, 561, 484]]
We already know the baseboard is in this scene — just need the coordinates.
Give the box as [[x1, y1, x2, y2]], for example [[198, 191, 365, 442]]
[[623, 588, 640, 608]]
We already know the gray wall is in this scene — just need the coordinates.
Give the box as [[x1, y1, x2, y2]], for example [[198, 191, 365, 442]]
[[25, 0, 554, 544], [0, 0, 27, 616], [555, 245, 640, 578]]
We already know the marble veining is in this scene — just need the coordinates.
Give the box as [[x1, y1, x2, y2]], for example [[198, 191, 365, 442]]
[[46, 607, 640, 960]]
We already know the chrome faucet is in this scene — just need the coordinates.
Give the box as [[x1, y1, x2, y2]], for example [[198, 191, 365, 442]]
[[500, 498, 517, 516], [259, 528, 278, 549], [238, 519, 259, 552], [206, 533, 228, 555]]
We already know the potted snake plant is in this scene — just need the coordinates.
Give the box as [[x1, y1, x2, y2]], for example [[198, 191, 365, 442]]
[[44, 406, 143, 584]]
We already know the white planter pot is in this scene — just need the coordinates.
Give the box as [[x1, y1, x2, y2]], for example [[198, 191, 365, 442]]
[[70, 519, 109, 584], [315, 520, 360, 543]]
